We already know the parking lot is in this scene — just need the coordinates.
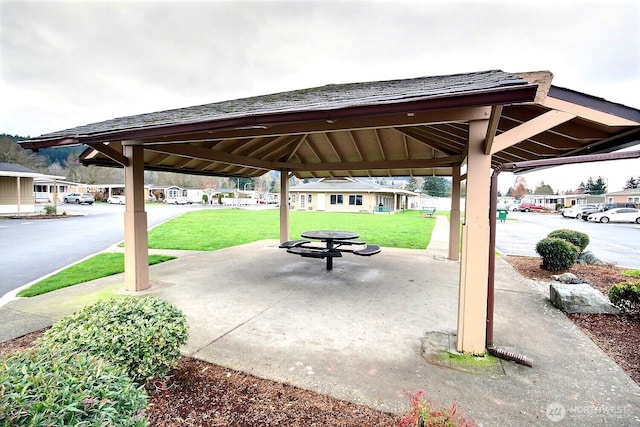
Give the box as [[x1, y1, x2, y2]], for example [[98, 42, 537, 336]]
[[496, 210, 640, 269]]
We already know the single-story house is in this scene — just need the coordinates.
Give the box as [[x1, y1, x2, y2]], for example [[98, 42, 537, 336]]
[[605, 188, 640, 206], [561, 194, 606, 207], [0, 162, 65, 214], [33, 178, 86, 203], [289, 177, 417, 213]]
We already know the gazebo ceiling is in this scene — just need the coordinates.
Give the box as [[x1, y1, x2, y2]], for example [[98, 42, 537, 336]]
[[20, 70, 640, 179]]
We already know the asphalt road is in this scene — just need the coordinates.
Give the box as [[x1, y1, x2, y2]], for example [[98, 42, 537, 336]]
[[0, 203, 196, 298], [496, 210, 640, 269]]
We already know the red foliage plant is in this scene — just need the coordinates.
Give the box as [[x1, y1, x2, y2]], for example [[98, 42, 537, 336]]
[[398, 390, 476, 427]]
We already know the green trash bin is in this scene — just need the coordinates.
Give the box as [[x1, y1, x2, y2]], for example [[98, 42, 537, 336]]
[[497, 209, 508, 222]]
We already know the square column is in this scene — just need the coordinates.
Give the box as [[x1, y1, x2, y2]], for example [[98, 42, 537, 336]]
[[449, 164, 461, 261], [457, 119, 491, 354], [279, 170, 290, 242], [123, 141, 150, 291]]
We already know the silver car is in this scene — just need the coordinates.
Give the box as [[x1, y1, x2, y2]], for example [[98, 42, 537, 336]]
[[63, 192, 95, 205]]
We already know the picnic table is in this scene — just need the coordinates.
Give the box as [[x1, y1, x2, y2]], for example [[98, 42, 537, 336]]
[[279, 230, 381, 271]]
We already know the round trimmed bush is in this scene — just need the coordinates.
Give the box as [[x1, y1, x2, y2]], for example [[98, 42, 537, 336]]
[[0, 347, 148, 426], [535, 237, 579, 271], [39, 296, 188, 383], [547, 229, 589, 253]]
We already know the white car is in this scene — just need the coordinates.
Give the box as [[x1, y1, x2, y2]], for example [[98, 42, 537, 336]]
[[164, 196, 191, 205], [587, 208, 640, 224], [107, 195, 126, 204], [561, 204, 600, 219]]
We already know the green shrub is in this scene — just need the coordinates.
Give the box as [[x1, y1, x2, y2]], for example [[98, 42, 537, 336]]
[[535, 237, 578, 271], [547, 229, 589, 253], [39, 296, 188, 383], [608, 281, 640, 313], [0, 347, 148, 426], [43, 205, 57, 215]]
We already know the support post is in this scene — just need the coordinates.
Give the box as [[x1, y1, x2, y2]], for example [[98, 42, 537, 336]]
[[123, 141, 149, 291], [449, 164, 461, 261], [457, 119, 491, 354], [279, 170, 290, 242]]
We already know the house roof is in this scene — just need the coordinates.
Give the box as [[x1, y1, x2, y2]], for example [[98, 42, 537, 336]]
[[19, 70, 640, 179], [290, 177, 415, 195], [606, 188, 640, 196], [0, 162, 64, 179]]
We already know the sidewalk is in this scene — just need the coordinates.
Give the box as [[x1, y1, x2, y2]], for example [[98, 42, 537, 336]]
[[1, 215, 639, 425]]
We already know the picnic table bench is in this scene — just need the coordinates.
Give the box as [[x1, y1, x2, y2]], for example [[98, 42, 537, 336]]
[[421, 207, 437, 218], [279, 230, 381, 270]]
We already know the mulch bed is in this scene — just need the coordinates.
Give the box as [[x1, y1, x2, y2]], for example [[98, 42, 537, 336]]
[[0, 330, 401, 426], [505, 255, 639, 384]]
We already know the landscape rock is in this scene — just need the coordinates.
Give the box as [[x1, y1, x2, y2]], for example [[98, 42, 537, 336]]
[[551, 272, 584, 284], [549, 283, 620, 314]]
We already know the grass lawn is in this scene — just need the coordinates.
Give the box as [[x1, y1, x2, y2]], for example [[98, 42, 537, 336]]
[[21, 209, 438, 296], [18, 253, 175, 297], [148, 209, 437, 250]]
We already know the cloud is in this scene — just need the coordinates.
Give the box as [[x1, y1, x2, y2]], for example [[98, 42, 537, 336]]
[[1, 0, 638, 137]]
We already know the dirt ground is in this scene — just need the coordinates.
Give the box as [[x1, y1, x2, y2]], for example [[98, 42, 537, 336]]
[[1, 255, 637, 426]]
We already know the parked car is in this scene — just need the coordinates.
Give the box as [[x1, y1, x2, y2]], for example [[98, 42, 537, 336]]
[[107, 195, 126, 204], [63, 193, 95, 205], [561, 204, 599, 219], [164, 196, 191, 205], [517, 203, 545, 212], [578, 203, 634, 221], [587, 208, 640, 224]]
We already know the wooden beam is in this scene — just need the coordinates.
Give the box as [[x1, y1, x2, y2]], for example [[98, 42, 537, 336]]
[[489, 110, 576, 155], [86, 142, 129, 166], [483, 105, 503, 155], [296, 155, 462, 171], [148, 143, 273, 171]]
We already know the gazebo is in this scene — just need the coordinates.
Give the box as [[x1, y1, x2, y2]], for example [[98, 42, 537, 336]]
[[20, 70, 640, 354]]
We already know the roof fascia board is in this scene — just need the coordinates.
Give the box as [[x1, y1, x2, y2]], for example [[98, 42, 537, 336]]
[[548, 86, 640, 123], [144, 106, 493, 144], [543, 93, 639, 127]]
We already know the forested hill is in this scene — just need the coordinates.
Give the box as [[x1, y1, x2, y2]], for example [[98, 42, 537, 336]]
[[0, 133, 84, 166]]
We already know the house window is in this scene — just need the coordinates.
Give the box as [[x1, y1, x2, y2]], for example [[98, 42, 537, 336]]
[[308, 194, 312, 203], [629, 197, 639, 203], [300, 194, 306, 208], [330, 194, 343, 205], [348, 195, 363, 206]]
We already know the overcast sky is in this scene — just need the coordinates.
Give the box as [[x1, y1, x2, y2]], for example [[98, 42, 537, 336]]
[[1, 0, 639, 193]]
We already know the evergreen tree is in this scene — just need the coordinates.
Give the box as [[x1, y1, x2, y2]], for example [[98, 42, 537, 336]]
[[422, 176, 451, 196], [406, 177, 419, 192], [583, 176, 607, 195], [533, 181, 554, 195], [624, 176, 639, 189]]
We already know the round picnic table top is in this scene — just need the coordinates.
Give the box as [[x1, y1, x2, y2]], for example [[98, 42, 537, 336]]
[[300, 230, 360, 240]]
